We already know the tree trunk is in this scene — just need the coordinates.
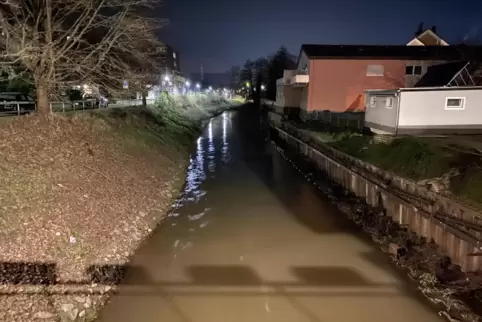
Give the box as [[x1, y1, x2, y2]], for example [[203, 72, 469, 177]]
[[142, 90, 147, 108], [36, 80, 50, 116]]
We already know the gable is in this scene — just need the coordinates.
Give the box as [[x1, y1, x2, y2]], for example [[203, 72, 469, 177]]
[[407, 29, 449, 46], [297, 51, 310, 73]]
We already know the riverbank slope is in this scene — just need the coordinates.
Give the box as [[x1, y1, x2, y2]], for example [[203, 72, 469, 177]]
[[0, 94, 240, 321]]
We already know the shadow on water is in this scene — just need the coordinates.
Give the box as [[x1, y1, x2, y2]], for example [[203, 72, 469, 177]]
[[234, 105, 363, 235], [0, 261, 404, 297]]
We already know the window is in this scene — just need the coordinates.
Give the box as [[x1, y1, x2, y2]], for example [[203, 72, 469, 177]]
[[406, 65, 422, 75], [156, 46, 166, 53], [173, 52, 177, 59], [369, 96, 376, 107], [367, 65, 384, 76], [386, 97, 393, 109], [445, 97, 465, 110]]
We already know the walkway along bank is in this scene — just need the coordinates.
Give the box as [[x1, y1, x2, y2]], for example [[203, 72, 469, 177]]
[[269, 119, 482, 273]]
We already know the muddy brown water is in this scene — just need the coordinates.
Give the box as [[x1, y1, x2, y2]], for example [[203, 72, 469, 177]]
[[98, 108, 443, 322]]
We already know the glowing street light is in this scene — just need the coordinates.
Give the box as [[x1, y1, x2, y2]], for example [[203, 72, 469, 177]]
[[208, 86, 213, 91], [185, 80, 191, 87], [164, 75, 170, 82], [261, 84, 266, 91], [196, 83, 201, 89], [245, 82, 250, 88]]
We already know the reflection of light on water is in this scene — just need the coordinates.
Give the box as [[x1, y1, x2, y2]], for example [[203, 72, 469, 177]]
[[223, 113, 227, 142], [170, 134, 206, 214], [188, 211, 205, 221], [207, 119, 216, 173], [208, 120, 213, 141], [222, 112, 231, 164]]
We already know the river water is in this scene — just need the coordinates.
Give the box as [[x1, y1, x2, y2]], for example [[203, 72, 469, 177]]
[[98, 108, 442, 322]]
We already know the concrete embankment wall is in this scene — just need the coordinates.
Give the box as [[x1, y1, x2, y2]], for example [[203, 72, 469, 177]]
[[272, 125, 482, 272]]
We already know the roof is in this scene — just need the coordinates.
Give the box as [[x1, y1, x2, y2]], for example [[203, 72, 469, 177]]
[[414, 61, 468, 87], [300, 44, 482, 61], [407, 29, 449, 46]]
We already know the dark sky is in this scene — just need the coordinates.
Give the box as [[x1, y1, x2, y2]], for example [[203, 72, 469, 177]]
[[158, 0, 482, 74]]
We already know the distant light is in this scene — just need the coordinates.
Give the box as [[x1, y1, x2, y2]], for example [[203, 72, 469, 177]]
[[261, 84, 266, 90], [208, 86, 213, 90], [185, 80, 191, 87], [246, 82, 250, 88], [164, 75, 170, 81], [196, 83, 201, 89]]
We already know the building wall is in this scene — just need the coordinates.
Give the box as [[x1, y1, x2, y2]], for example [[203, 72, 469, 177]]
[[300, 86, 309, 110], [308, 59, 406, 113], [405, 60, 447, 87], [365, 92, 400, 134], [398, 89, 482, 133]]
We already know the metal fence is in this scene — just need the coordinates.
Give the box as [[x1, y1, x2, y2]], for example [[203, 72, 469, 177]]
[[0, 99, 157, 116], [0, 101, 35, 116], [301, 110, 365, 130]]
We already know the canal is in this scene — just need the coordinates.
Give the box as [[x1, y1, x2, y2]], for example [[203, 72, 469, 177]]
[[98, 108, 442, 322]]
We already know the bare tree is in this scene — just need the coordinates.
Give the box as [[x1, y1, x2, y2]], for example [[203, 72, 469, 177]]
[[0, 0, 164, 115]]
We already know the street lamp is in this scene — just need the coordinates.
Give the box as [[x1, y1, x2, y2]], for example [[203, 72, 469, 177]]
[[245, 82, 250, 88], [185, 80, 191, 87], [164, 75, 170, 82], [261, 84, 266, 91], [196, 83, 201, 89]]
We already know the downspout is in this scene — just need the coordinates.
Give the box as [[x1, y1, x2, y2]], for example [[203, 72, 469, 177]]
[[394, 90, 401, 135]]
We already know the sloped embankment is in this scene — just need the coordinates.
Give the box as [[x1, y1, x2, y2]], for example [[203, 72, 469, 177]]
[[0, 98, 236, 321]]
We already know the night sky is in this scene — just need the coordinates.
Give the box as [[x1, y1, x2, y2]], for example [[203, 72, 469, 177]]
[[158, 0, 482, 74]]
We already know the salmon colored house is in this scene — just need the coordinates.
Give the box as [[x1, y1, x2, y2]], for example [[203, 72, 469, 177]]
[[276, 44, 474, 119]]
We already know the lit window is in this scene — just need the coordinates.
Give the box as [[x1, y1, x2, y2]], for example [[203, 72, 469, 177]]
[[386, 97, 393, 109], [367, 65, 384, 76], [445, 97, 465, 110]]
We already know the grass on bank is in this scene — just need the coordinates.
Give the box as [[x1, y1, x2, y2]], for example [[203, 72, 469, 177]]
[[296, 121, 482, 208]]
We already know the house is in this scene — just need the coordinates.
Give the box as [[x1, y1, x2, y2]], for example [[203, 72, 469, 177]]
[[365, 59, 482, 135], [406, 28, 449, 46], [365, 87, 482, 135], [156, 44, 181, 77], [277, 44, 482, 119], [405, 28, 450, 86], [276, 70, 303, 107]]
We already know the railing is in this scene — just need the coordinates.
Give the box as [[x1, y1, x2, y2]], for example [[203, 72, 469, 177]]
[[301, 110, 365, 130], [0, 101, 35, 116], [0, 99, 158, 116]]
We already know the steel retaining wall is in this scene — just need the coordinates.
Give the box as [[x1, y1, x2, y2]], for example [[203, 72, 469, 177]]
[[274, 126, 482, 272]]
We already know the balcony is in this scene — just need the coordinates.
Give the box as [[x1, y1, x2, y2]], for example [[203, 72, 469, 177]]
[[289, 74, 309, 87]]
